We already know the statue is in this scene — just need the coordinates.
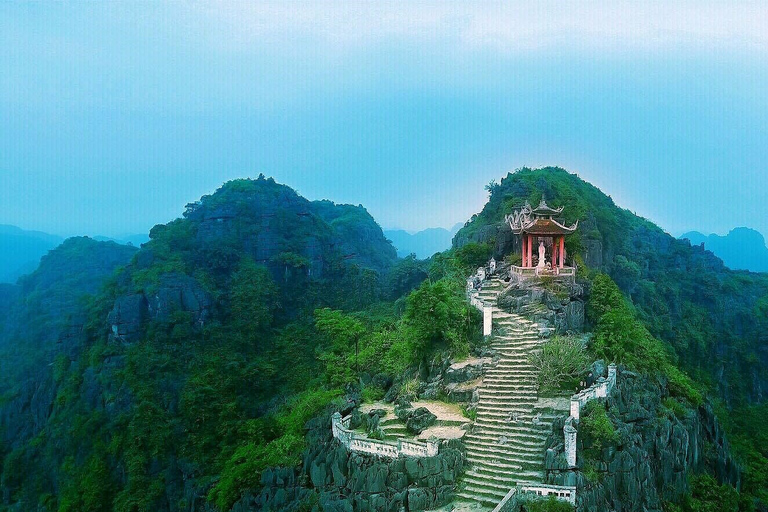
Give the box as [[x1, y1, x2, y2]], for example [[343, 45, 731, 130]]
[[489, 257, 496, 274], [537, 240, 546, 268]]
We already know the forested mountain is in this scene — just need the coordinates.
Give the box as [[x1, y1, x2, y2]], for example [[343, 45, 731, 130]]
[[0, 225, 63, 283], [681, 228, 768, 273], [0, 176, 406, 511], [454, 167, 768, 506], [1, 170, 766, 512]]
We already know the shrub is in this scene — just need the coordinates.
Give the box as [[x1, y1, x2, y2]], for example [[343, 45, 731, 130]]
[[580, 402, 618, 455], [528, 336, 589, 394]]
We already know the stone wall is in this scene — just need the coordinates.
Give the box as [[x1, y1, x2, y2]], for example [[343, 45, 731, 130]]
[[331, 412, 439, 458]]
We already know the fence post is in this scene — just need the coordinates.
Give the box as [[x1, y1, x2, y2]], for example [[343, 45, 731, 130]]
[[483, 306, 492, 336]]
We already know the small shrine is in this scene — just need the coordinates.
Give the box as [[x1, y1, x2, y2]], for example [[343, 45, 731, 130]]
[[505, 199, 578, 277]]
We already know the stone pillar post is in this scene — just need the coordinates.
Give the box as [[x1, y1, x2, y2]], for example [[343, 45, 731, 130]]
[[552, 239, 558, 270], [426, 437, 440, 457], [564, 423, 577, 467], [483, 306, 492, 336], [570, 396, 580, 420]]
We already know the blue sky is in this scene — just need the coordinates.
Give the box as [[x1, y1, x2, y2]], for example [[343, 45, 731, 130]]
[[1, 2, 767, 238]]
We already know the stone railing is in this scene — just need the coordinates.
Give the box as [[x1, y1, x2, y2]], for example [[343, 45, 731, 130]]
[[467, 265, 495, 336], [563, 364, 617, 467], [510, 265, 576, 281], [570, 364, 617, 421], [493, 483, 577, 511], [331, 412, 439, 458]]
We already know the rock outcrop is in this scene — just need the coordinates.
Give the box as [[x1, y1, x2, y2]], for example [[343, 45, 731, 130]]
[[543, 373, 740, 512], [250, 412, 466, 512]]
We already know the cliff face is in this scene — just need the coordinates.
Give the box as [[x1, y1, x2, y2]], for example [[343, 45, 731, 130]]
[[544, 373, 739, 512], [246, 412, 466, 512], [0, 237, 137, 453]]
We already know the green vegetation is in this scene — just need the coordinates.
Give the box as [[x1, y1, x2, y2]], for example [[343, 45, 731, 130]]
[[528, 335, 589, 394], [580, 401, 618, 456], [3, 169, 768, 511], [518, 495, 574, 512], [588, 274, 702, 405], [0, 177, 485, 511]]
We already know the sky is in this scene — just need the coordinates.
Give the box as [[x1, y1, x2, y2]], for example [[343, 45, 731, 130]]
[[1, 1, 767, 239]]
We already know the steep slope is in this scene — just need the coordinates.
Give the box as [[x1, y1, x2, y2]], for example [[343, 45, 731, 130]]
[[458, 278, 558, 505], [0, 237, 137, 480], [0, 176, 400, 511], [681, 227, 768, 273]]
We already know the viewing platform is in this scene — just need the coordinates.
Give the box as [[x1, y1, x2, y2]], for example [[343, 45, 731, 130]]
[[509, 265, 575, 284]]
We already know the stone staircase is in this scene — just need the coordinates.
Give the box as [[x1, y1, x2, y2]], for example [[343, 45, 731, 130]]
[[457, 278, 558, 507]]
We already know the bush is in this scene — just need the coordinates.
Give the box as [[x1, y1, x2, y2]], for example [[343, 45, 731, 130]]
[[528, 336, 589, 394], [580, 402, 618, 455]]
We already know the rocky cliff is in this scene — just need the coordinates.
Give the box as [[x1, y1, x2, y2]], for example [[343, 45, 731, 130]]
[[246, 411, 466, 512], [543, 373, 739, 512]]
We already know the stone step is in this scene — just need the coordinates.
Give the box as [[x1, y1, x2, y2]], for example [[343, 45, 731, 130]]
[[466, 458, 544, 475], [456, 489, 506, 507], [464, 441, 545, 456], [467, 445, 544, 460], [463, 442, 546, 459], [468, 427, 549, 441], [466, 466, 545, 481], [467, 432, 548, 446], [461, 474, 516, 494]]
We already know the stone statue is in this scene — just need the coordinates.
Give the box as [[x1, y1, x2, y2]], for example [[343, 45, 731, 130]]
[[489, 257, 496, 274], [537, 240, 546, 268]]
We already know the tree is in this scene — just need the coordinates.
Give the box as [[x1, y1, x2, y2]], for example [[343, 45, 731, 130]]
[[402, 278, 475, 358], [314, 308, 366, 385], [230, 258, 279, 341]]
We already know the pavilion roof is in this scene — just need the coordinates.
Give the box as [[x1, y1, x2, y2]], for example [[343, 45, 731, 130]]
[[512, 217, 579, 235], [531, 199, 564, 217]]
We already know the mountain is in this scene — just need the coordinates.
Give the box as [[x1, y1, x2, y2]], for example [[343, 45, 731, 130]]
[[1, 171, 764, 511], [0, 224, 63, 283], [0, 176, 402, 511], [93, 233, 151, 247], [681, 227, 768, 273], [385, 223, 463, 259]]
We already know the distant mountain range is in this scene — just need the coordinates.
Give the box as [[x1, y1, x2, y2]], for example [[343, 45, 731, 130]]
[[0, 225, 63, 283], [0, 225, 149, 284], [680, 227, 768, 273], [384, 223, 464, 259]]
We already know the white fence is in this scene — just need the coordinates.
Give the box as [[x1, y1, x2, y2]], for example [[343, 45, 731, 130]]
[[331, 412, 439, 458]]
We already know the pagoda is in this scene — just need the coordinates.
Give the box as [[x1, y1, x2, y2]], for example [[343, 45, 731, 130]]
[[505, 199, 578, 273]]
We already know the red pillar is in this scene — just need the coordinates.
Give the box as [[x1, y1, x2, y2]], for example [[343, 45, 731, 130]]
[[552, 237, 557, 269], [527, 235, 533, 268], [559, 236, 565, 268], [521, 235, 527, 267]]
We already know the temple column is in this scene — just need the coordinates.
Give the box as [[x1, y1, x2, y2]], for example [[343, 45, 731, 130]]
[[521, 235, 527, 267], [552, 239, 558, 269], [560, 236, 565, 268], [527, 235, 533, 268]]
